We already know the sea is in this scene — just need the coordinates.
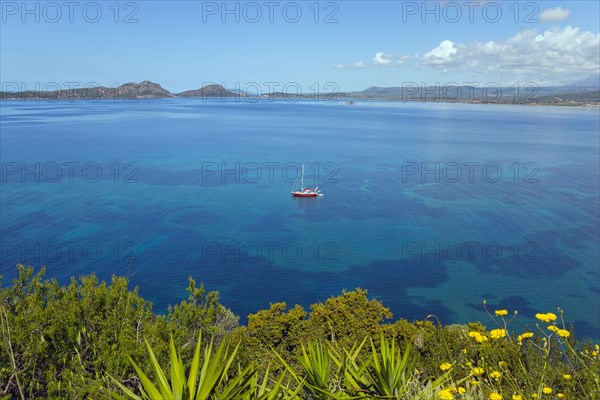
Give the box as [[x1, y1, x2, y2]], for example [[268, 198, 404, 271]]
[[1, 98, 598, 339]]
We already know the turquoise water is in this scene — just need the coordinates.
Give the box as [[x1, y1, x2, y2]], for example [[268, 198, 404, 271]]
[[1, 99, 598, 338]]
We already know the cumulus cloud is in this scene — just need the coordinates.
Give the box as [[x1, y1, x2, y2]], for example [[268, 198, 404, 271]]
[[539, 6, 571, 22], [334, 26, 599, 84], [423, 40, 457, 64], [373, 52, 394, 66]]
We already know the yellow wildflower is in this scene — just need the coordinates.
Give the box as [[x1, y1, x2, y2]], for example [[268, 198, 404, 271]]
[[546, 313, 557, 321], [495, 309, 508, 316], [548, 325, 559, 332], [557, 394, 564, 398], [563, 374, 571, 380], [557, 329, 570, 338], [458, 387, 466, 394], [518, 332, 533, 340], [489, 393, 502, 400], [512, 395, 522, 400], [535, 313, 557, 322], [542, 387, 552, 394], [517, 332, 533, 344], [490, 370, 502, 379], [471, 367, 485, 376], [438, 389, 454, 400], [490, 329, 506, 339], [499, 361, 508, 368], [470, 379, 479, 385], [469, 331, 489, 342], [440, 362, 452, 371]]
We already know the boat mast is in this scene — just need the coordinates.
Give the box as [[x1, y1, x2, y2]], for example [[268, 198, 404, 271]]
[[301, 164, 304, 189]]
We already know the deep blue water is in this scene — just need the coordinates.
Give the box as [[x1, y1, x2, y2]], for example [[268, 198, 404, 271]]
[[1, 99, 599, 339]]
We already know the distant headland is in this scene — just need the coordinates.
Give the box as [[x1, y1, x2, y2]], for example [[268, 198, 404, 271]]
[[1, 79, 598, 107]]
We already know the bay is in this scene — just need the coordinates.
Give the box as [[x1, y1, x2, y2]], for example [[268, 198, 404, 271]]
[[1, 99, 598, 338]]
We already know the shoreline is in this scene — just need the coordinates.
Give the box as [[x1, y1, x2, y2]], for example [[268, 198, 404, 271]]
[[1, 96, 599, 108]]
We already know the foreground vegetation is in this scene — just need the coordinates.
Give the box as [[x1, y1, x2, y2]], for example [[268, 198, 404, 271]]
[[1, 265, 598, 399]]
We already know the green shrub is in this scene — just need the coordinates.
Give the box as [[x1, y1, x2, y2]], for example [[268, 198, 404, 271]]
[[1, 265, 598, 399]]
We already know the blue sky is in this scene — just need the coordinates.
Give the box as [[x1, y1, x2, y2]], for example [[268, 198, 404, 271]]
[[1, 1, 599, 92]]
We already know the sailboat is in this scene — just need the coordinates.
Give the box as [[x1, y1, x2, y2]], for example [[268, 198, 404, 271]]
[[291, 164, 322, 197]]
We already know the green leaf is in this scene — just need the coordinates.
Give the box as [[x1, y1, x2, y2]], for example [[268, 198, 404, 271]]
[[108, 374, 143, 400], [169, 336, 184, 399], [187, 331, 203, 398], [129, 356, 163, 400], [144, 338, 173, 399]]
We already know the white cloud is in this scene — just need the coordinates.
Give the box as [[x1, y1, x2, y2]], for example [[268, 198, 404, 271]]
[[334, 52, 408, 69], [334, 26, 600, 84], [423, 40, 457, 63], [539, 6, 571, 22], [333, 61, 369, 69], [373, 52, 394, 66]]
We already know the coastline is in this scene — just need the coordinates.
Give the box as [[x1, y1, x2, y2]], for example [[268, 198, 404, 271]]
[[1, 95, 598, 108], [1, 80, 598, 108]]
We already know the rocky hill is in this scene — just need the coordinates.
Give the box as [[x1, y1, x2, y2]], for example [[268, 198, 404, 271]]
[[177, 84, 237, 98], [112, 80, 173, 98], [0, 81, 173, 100]]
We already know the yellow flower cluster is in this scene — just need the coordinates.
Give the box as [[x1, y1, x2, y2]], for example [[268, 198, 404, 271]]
[[535, 312, 557, 322], [469, 331, 488, 343], [548, 325, 571, 337], [438, 390, 453, 400], [490, 329, 507, 339], [439, 362, 453, 371], [435, 306, 582, 400], [517, 332, 533, 344], [583, 345, 599, 357], [438, 386, 466, 399], [557, 329, 570, 337]]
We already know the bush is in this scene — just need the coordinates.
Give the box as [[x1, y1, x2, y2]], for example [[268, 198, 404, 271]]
[[1, 265, 598, 399]]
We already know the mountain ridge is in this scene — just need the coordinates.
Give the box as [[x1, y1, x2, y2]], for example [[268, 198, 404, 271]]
[[2, 80, 599, 105]]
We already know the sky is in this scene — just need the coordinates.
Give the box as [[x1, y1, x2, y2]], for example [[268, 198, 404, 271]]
[[1, 0, 599, 92]]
